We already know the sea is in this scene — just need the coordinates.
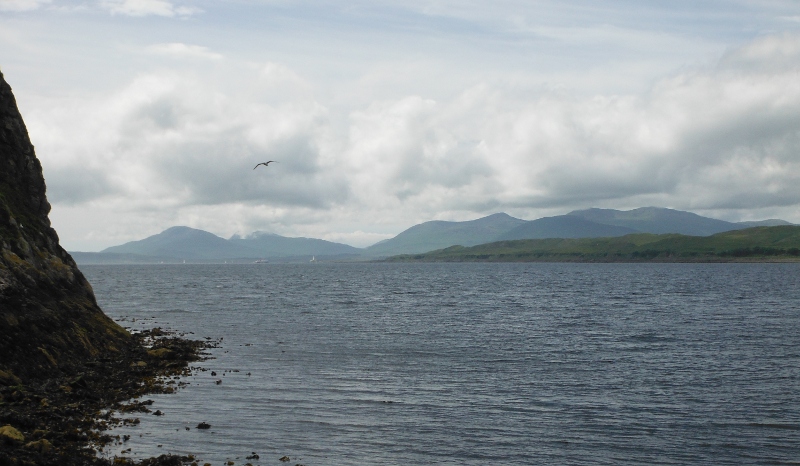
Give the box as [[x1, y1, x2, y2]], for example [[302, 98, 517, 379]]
[[80, 262, 800, 465]]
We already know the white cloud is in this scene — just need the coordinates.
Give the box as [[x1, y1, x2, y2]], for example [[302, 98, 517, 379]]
[[336, 32, 800, 224], [0, 0, 50, 11], [22, 33, 800, 249], [147, 43, 223, 60], [720, 33, 800, 72], [101, 0, 198, 17], [30, 68, 345, 209]]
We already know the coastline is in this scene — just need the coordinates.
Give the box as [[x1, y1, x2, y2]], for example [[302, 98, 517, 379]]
[[0, 328, 213, 466], [383, 255, 800, 263]]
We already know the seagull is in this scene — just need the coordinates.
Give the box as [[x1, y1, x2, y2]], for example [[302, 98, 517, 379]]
[[253, 161, 278, 170]]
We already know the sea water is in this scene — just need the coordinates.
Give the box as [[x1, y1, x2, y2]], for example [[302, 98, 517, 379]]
[[81, 262, 800, 465]]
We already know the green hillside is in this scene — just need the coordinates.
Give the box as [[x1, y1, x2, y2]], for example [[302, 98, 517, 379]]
[[384, 226, 800, 262]]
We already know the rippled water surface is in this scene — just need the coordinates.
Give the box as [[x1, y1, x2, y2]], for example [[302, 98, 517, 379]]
[[81, 262, 800, 465]]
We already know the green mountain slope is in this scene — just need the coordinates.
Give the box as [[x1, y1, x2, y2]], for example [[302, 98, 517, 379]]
[[385, 226, 800, 262]]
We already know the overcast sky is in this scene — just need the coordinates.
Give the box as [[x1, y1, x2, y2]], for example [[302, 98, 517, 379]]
[[2, 0, 800, 250]]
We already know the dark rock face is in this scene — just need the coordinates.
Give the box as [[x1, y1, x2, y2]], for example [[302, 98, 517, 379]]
[[0, 70, 130, 382]]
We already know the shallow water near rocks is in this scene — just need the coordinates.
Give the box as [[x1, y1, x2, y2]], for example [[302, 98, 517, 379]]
[[82, 262, 800, 465]]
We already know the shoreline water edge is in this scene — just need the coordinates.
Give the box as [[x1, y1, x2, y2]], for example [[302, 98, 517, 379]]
[[0, 68, 217, 466], [0, 328, 216, 466]]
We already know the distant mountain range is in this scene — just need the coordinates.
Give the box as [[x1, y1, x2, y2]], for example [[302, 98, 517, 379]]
[[74, 226, 362, 263], [70, 207, 794, 263], [567, 207, 772, 236], [362, 207, 790, 256], [362, 213, 527, 257], [385, 226, 800, 263]]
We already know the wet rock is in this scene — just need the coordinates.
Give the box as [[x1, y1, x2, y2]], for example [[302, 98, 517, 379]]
[[0, 70, 215, 463], [0, 369, 21, 386], [147, 348, 175, 359], [196, 422, 211, 429], [0, 69, 133, 383], [246, 453, 259, 459], [0, 425, 24, 443], [24, 438, 52, 453], [119, 399, 154, 413], [279, 456, 291, 462], [137, 454, 192, 465], [153, 410, 164, 416], [68, 375, 88, 389]]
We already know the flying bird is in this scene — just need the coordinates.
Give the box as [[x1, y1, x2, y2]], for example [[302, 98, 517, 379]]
[[253, 161, 278, 170]]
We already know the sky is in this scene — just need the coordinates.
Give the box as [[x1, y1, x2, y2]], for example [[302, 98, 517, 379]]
[[2, 0, 800, 251]]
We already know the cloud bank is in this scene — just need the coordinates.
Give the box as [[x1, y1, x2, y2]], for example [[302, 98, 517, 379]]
[[101, 0, 197, 17], [0, 0, 50, 11], [18, 31, 800, 249]]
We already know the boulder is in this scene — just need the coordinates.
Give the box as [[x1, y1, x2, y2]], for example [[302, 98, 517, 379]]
[[0, 425, 24, 443], [24, 438, 53, 453]]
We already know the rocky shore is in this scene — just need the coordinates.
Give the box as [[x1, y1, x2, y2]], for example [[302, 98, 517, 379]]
[[0, 328, 212, 466], [0, 69, 211, 465]]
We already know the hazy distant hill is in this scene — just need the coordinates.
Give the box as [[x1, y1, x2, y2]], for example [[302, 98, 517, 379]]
[[83, 207, 795, 262], [363, 213, 526, 257], [386, 226, 800, 262], [566, 207, 741, 236], [102, 226, 254, 260], [229, 231, 361, 257], [366, 207, 793, 256], [99, 226, 360, 261], [495, 215, 638, 241], [70, 252, 177, 264], [736, 219, 793, 227]]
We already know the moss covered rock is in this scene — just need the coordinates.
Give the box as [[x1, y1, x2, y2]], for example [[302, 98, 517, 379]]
[[24, 438, 53, 453], [0, 70, 131, 382], [0, 424, 24, 443]]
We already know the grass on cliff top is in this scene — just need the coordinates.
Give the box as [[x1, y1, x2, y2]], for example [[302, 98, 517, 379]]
[[384, 226, 800, 262]]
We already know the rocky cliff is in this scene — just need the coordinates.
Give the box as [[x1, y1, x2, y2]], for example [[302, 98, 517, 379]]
[[0, 70, 130, 383]]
